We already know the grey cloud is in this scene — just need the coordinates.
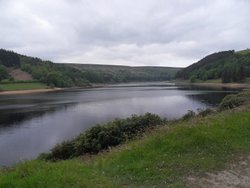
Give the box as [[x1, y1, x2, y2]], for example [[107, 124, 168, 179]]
[[0, 0, 249, 67]]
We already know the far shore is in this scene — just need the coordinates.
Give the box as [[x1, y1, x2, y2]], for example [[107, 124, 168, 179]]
[[175, 81, 250, 89], [0, 88, 63, 95], [1, 81, 250, 95], [0, 83, 110, 95], [192, 82, 250, 89]]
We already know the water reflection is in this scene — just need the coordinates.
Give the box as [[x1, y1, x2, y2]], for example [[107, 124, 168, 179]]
[[187, 91, 237, 106], [0, 83, 237, 166]]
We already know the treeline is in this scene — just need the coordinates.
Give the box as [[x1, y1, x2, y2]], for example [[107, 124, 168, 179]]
[[221, 64, 246, 83], [69, 64, 180, 83], [0, 49, 20, 67], [40, 113, 164, 161], [20, 56, 89, 87], [176, 50, 250, 83], [0, 49, 180, 86], [0, 49, 90, 86], [0, 65, 9, 81], [0, 49, 20, 81]]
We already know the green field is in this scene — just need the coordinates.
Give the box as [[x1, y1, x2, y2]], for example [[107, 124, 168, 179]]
[[1, 104, 250, 187], [0, 82, 48, 91]]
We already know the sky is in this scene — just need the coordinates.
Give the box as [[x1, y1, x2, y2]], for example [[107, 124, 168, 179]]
[[0, 0, 250, 67]]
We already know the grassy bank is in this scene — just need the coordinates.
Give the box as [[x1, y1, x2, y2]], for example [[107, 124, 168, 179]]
[[0, 82, 48, 91], [1, 103, 250, 187]]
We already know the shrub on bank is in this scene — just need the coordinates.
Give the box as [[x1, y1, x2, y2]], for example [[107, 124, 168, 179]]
[[181, 108, 215, 121], [219, 91, 250, 110], [40, 113, 165, 161], [197, 108, 215, 117], [182, 110, 196, 120]]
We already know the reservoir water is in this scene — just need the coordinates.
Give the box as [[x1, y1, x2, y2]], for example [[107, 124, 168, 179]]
[[0, 82, 237, 166]]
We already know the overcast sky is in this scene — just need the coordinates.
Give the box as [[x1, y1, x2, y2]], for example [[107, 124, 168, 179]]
[[1, 0, 250, 67]]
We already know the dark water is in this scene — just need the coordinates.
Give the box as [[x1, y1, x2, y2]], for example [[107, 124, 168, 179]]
[[0, 82, 237, 166]]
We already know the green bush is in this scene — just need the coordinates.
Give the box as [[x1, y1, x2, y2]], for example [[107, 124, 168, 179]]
[[41, 113, 164, 161], [0, 65, 9, 81], [197, 108, 215, 117], [219, 94, 243, 109], [189, 75, 197, 83], [21, 63, 32, 73], [219, 91, 250, 110], [50, 141, 75, 160], [182, 110, 196, 120]]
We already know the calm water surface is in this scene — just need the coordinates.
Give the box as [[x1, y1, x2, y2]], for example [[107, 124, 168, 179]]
[[0, 82, 237, 166]]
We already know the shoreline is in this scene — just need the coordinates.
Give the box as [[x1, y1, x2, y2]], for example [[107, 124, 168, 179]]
[[175, 81, 250, 89], [0, 84, 108, 95], [0, 88, 63, 95], [1, 81, 250, 95]]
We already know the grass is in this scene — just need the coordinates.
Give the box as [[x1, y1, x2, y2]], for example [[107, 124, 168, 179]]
[[237, 48, 250, 55], [0, 82, 48, 91], [0, 160, 116, 188], [1, 106, 250, 187]]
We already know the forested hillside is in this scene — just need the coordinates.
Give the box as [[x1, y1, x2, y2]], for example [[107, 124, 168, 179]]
[[2, 48, 250, 86], [0, 49, 180, 88], [176, 49, 250, 83], [20, 55, 89, 87], [68, 64, 180, 83], [0, 50, 20, 81]]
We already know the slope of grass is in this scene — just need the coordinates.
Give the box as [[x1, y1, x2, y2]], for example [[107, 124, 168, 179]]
[[237, 48, 250, 55], [0, 82, 48, 91], [1, 106, 250, 187], [0, 160, 116, 188]]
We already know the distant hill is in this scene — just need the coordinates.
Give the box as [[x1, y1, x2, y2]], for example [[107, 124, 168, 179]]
[[176, 49, 250, 83], [67, 64, 180, 83], [0, 49, 180, 87]]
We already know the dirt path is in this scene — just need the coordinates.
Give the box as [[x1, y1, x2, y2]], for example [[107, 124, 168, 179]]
[[188, 155, 250, 188]]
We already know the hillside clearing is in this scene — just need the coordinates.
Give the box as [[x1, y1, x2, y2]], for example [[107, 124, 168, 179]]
[[9, 69, 33, 81]]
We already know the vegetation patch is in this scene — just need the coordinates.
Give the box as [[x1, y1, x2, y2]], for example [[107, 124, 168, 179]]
[[20, 60, 90, 88], [70, 64, 181, 83], [176, 50, 250, 83], [40, 113, 165, 161], [219, 90, 250, 110], [0, 82, 48, 91], [237, 48, 250, 55], [0, 65, 11, 81]]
